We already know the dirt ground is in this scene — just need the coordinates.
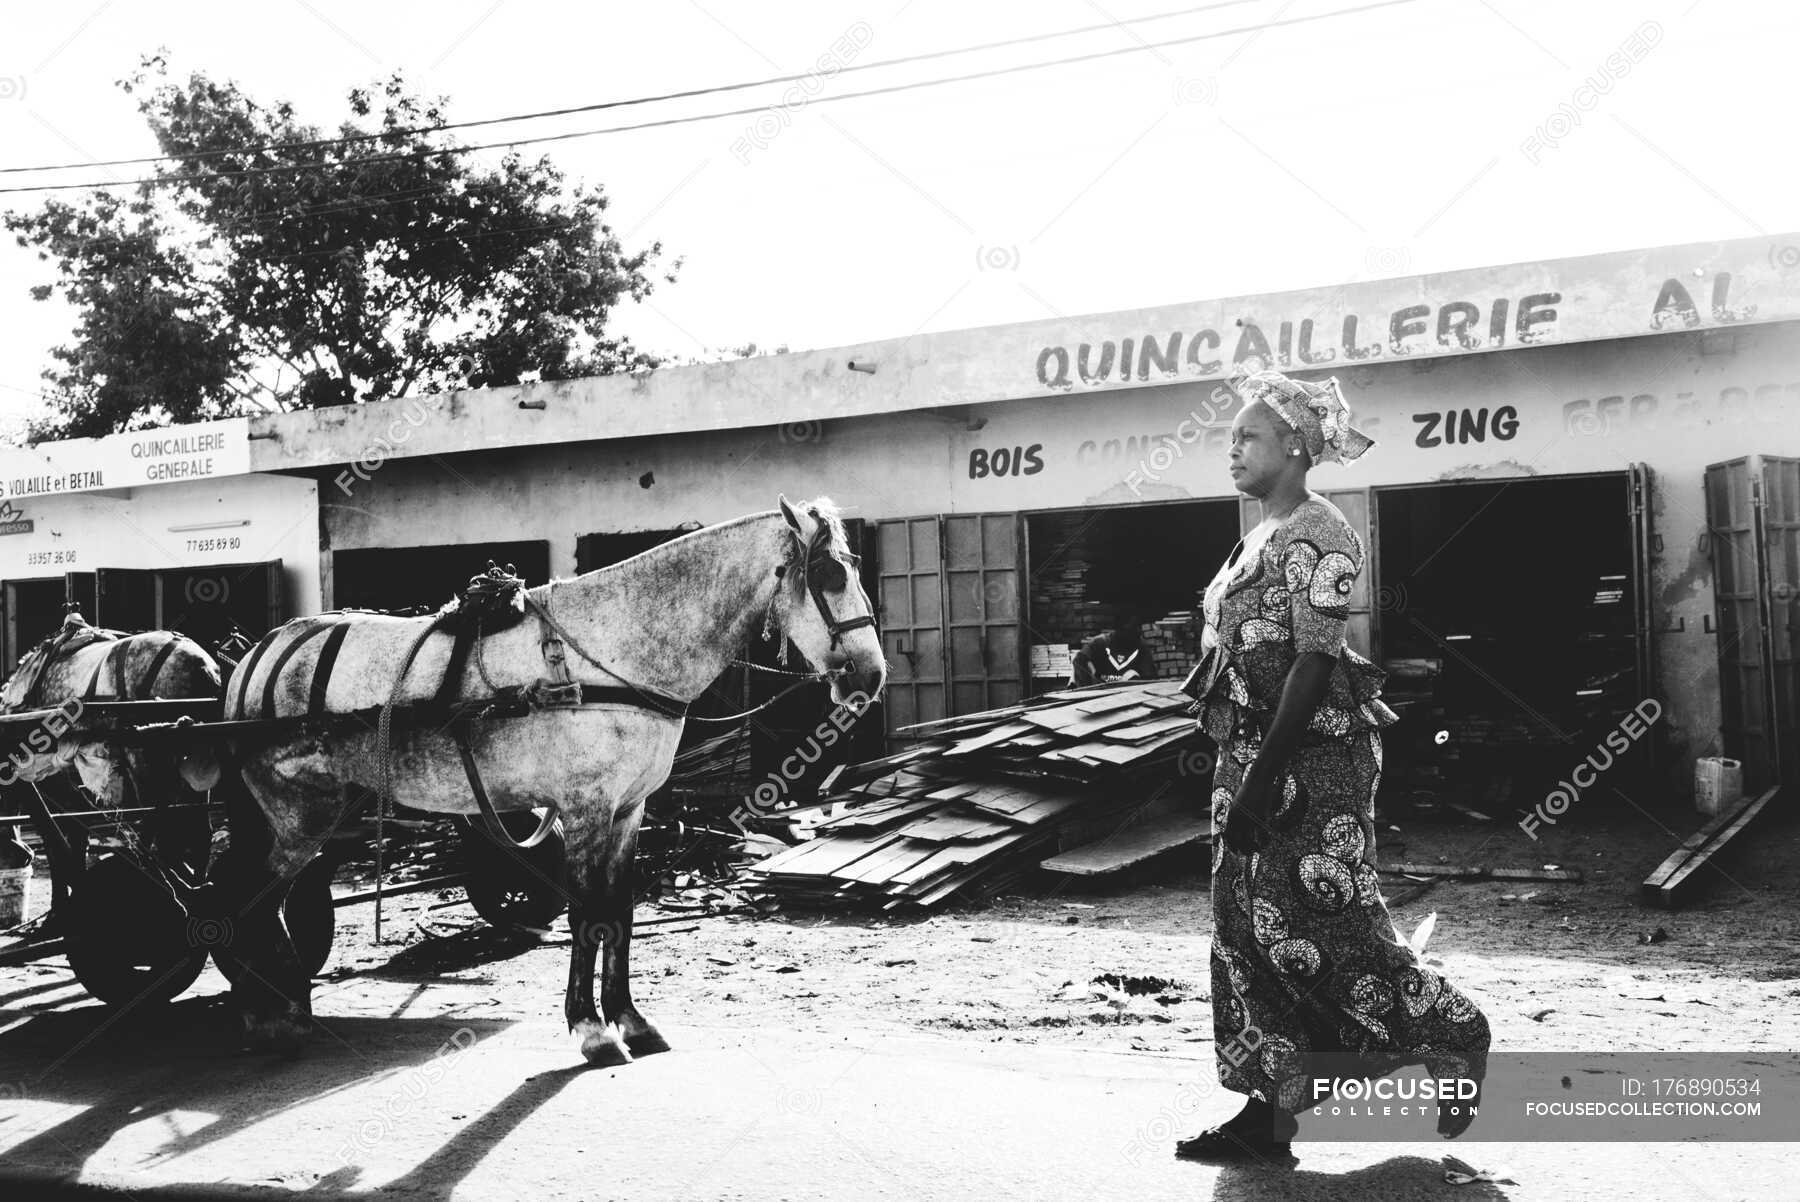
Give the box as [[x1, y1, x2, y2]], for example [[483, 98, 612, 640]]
[[6, 799, 1798, 1062]]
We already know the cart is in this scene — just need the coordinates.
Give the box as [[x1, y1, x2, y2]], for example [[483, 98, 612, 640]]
[[0, 693, 569, 1007]]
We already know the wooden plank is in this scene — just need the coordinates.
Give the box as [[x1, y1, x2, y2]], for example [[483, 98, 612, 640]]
[[894, 694, 1073, 739], [1019, 706, 1091, 732], [1100, 715, 1194, 743], [835, 837, 942, 885], [1040, 812, 1214, 876], [960, 781, 1068, 817], [924, 781, 983, 802], [886, 831, 1026, 886], [897, 809, 1017, 842], [1376, 863, 1586, 882], [1640, 800, 1753, 891], [818, 746, 939, 792], [945, 721, 1038, 755], [1004, 794, 1088, 826], [1380, 863, 1484, 879], [1120, 728, 1201, 759], [1073, 690, 1153, 715], [1133, 693, 1195, 713], [1059, 704, 1157, 739], [755, 831, 898, 877], [1644, 787, 1778, 908], [820, 797, 946, 833], [1487, 866, 1584, 882]]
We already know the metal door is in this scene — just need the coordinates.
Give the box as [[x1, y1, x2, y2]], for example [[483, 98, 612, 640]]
[[944, 513, 1023, 715], [1704, 456, 1799, 791], [877, 518, 946, 735], [1240, 488, 1377, 660], [1760, 457, 1800, 787], [1628, 463, 1656, 703]]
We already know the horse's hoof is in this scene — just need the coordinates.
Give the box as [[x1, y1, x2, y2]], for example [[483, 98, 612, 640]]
[[576, 1020, 634, 1067], [626, 1029, 672, 1058]]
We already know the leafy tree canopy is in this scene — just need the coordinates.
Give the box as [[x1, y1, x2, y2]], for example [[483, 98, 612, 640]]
[[6, 56, 675, 440]]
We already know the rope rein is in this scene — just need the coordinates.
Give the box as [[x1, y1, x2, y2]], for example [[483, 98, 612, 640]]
[[530, 582, 843, 724]]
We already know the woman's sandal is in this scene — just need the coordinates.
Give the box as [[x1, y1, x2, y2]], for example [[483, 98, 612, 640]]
[[1173, 1124, 1297, 1164]]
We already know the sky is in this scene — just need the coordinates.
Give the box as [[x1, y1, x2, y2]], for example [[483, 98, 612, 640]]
[[0, 0, 1794, 441]]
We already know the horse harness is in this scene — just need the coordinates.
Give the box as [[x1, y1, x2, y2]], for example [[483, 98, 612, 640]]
[[784, 507, 875, 650]]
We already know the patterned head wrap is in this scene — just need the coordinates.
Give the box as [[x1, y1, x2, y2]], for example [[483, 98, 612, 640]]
[[1237, 370, 1375, 466]]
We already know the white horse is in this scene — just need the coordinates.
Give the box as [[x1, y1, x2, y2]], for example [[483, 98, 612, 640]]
[[214, 497, 885, 1061], [0, 622, 221, 813]]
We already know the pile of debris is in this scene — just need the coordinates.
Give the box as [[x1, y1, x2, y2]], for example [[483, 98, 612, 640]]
[[745, 681, 1213, 910]]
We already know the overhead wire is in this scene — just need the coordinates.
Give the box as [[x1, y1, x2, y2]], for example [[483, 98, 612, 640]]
[[0, 0, 1269, 176], [0, 0, 1421, 196]]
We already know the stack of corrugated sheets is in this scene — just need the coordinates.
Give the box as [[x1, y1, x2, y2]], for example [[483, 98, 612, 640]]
[[744, 681, 1206, 909]]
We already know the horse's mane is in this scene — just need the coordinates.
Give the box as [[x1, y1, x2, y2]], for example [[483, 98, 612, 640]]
[[540, 497, 853, 590]]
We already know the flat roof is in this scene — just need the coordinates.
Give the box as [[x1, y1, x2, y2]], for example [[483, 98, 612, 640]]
[[8, 233, 1795, 496]]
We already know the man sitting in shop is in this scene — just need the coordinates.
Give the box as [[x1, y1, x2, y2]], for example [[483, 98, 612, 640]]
[[1069, 619, 1154, 686]]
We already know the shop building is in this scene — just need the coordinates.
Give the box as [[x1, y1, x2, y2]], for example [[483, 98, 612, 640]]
[[0, 420, 319, 667], [11, 234, 1794, 808]]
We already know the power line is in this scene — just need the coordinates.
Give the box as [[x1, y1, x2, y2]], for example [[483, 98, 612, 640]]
[[0, 0, 1264, 178], [0, 0, 1421, 197]]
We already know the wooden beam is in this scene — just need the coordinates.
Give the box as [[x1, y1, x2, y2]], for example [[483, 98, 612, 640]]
[[1642, 787, 1778, 909], [1039, 812, 1213, 877]]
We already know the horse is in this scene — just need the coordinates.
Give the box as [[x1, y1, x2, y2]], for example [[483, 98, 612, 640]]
[[214, 497, 885, 1061], [0, 619, 225, 902], [0, 619, 222, 802]]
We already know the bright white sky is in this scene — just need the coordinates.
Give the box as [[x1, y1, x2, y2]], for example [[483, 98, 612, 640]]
[[0, 0, 1793, 441]]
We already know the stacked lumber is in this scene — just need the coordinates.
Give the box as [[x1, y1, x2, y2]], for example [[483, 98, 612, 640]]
[[745, 681, 1209, 909], [664, 728, 754, 800]]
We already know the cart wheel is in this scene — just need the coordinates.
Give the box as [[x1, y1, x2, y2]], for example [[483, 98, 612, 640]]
[[64, 854, 207, 1008], [210, 856, 336, 984], [458, 812, 568, 930]]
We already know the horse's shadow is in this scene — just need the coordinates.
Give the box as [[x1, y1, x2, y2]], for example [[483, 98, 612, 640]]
[[373, 923, 552, 977], [1207, 1153, 1515, 1200], [0, 993, 562, 1197]]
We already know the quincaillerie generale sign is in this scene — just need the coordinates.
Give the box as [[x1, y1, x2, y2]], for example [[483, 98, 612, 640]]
[[1025, 238, 1795, 393], [0, 418, 250, 500]]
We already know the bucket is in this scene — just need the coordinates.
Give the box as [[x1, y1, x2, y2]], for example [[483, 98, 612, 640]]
[[1694, 757, 1743, 816], [0, 865, 31, 929]]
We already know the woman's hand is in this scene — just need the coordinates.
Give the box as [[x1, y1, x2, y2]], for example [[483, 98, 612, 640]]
[[1223, 771, 1276, 855]]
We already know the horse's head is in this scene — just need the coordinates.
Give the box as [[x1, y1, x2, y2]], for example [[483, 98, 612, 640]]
[[772, 496, 886, 712]]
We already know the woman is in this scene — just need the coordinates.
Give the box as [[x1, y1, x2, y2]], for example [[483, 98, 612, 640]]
[[1173, 371, 1490, 1162]]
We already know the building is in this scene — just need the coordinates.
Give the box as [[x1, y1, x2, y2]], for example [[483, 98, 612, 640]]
[[4, 234, 1796, 806]]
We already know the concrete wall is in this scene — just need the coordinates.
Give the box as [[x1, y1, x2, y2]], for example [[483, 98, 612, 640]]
[[0, 473, 322, 619], [255, 235, 1800, 476]]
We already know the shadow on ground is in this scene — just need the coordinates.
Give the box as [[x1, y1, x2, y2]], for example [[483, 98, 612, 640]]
[[0, 993, 554, 1197]]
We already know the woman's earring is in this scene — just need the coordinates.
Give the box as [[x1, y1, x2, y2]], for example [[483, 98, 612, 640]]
[[1289, 449, 1300, 457]]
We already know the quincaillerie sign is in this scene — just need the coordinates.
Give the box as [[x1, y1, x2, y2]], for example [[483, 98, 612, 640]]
[[0, 418, 250, 500], [1026, 238, 1795, 393]]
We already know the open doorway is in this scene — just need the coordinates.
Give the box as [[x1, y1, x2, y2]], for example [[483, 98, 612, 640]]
[[332, 540, 549, 613], [1024, 500, 1240, 693], [2, 577, 67, 674], [1375, 474, 1651, 814]]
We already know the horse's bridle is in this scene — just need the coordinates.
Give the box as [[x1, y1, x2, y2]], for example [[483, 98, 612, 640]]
[[784, 508, 876, 650]]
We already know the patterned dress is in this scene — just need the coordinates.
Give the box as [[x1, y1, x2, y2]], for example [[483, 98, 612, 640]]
[[1190, 496, 1491, 1114]]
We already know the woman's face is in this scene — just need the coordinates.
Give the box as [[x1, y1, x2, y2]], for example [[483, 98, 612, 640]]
[[1229, 400, 1299, 497]]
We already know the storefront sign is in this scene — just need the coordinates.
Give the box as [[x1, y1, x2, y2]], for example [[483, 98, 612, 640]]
[[1027, 248, 1774, 394], [0, 502, 33, 536], [0, 418, 250, 500]]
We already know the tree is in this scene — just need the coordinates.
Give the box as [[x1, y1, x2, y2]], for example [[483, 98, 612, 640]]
[[6, 57, 674, 440]]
